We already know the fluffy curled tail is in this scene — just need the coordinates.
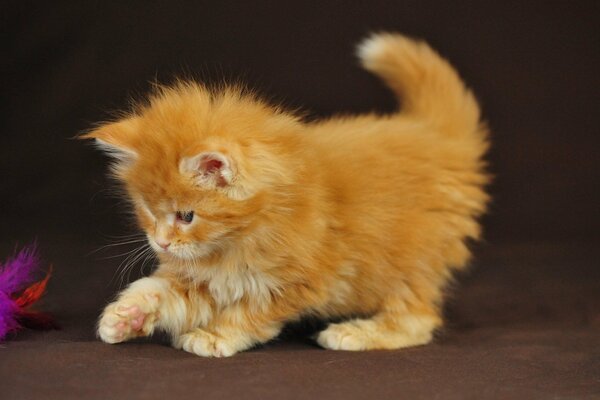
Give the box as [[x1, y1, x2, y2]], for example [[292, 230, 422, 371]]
[[357, 33, 482, 139]]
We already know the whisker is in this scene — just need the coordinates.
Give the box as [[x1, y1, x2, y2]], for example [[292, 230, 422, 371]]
[[102, 232, 146, 240], [111, 243, 151, 288], [122, 246, 153, 286], [97, 244, 150, 260], [87, 238, 148, 256], [139, 249, 157, 276]]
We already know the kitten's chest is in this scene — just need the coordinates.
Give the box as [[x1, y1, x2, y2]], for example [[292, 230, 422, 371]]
[[187, 265, 280, 308]]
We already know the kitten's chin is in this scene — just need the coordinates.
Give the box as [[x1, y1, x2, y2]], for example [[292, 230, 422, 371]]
[[164, 243, 216, 261]]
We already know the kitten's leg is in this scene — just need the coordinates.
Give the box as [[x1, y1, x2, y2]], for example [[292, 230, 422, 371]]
[[98, 276, 193, 344], [175, 327, 258, 358], [174, 308, 284, 358], [317, 295, 442, 351]]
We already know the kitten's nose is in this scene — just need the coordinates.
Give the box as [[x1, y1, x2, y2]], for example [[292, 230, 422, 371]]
[[156, 240, 171, 250]]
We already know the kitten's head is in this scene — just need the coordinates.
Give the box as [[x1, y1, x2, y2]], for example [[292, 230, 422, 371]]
[[83, 83, 302, 262]]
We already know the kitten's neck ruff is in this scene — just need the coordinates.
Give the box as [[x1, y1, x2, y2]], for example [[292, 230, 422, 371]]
[[164, 245, 284, 308], [159, 236, 282, 307]]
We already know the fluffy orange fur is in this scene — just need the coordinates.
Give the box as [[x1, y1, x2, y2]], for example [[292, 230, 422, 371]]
[[83, 33, 489, 356]]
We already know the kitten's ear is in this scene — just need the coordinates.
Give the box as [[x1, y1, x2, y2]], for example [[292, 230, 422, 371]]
[[79, 118, 140, 162], [179, 152, 234, 188]]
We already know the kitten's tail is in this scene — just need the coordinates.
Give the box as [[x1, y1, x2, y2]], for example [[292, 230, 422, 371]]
[[357, 33, 482, 139]]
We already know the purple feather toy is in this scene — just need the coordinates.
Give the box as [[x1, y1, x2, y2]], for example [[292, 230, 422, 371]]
[[0, 245, 55, 340]]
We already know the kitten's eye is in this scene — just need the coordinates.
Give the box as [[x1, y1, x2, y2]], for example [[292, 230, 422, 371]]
[[175, 211, 194, 224]]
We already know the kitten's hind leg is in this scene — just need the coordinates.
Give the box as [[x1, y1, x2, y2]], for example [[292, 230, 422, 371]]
[[317, 295, 441, 351]]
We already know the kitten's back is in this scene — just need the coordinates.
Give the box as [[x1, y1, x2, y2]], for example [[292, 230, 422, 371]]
[[302, 34, 489, 272]]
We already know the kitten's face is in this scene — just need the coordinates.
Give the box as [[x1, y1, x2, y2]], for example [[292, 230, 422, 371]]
[[128, 164, 262, 261], [133, 187, 238, 261], [83, 84, 298, 263]]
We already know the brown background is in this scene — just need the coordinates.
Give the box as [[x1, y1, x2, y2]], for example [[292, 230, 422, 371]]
[[1, 1, 599, 399]]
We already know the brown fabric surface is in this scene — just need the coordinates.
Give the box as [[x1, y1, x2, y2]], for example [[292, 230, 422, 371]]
[[1, 241, 598, 399]]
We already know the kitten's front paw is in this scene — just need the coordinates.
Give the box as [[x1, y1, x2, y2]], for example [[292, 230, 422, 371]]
[[98, 296, 159, 344], [317, 322, 368, 351], [175, 329, 237, 358]]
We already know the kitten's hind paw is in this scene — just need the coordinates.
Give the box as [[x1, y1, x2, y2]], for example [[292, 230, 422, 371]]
[[317, 316, 436, 351]]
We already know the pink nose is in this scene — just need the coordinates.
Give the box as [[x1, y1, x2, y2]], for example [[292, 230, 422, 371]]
[[156, 240, 171, 250]]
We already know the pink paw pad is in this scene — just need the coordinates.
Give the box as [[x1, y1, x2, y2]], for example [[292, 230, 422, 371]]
[[116, 305, 146, 332]]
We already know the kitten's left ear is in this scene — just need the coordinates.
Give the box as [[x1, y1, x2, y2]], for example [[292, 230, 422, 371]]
[[179, 151, 235, 188], [79, 117, 140, 162]]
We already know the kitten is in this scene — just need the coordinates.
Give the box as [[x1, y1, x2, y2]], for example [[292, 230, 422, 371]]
[[83, 33, 489, 357]]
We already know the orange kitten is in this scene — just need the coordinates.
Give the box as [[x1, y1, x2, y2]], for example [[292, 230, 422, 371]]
[[83, 33, 489, 357]]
